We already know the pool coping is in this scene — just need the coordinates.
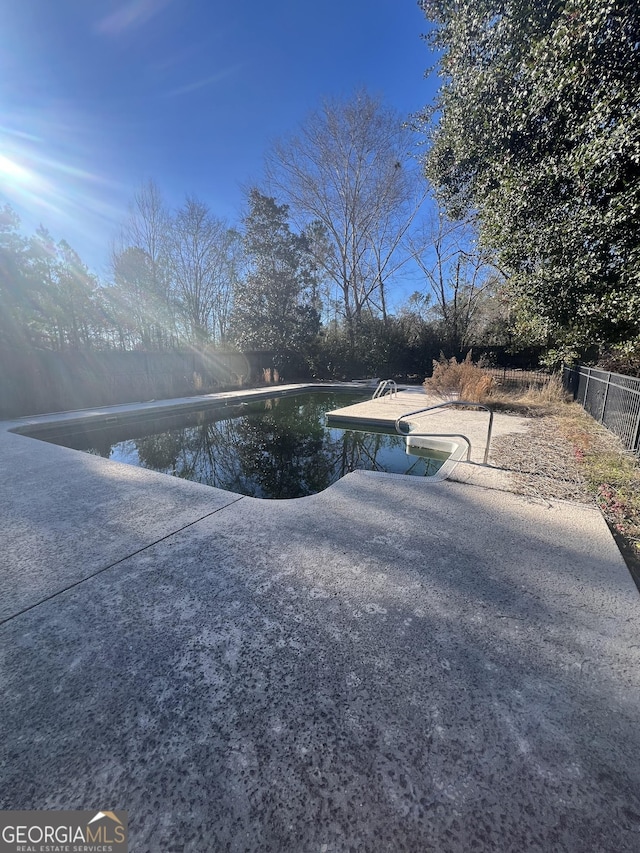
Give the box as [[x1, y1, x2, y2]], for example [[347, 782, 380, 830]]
[[6, 381, 357, 435]]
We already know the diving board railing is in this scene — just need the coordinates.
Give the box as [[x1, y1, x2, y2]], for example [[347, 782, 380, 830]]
[[395, 400, 494, 465], [372, 379, 398, 400]]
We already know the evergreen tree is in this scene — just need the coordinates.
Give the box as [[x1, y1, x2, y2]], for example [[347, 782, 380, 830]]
[[420, 0, 640, 361], [231, 190, 320, 370]]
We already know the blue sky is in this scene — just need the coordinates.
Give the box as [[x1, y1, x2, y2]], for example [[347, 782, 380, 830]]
[[0, 0, 436, 279]]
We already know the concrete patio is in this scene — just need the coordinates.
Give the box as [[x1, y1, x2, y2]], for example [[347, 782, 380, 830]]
[[1, 385, 639, 852]]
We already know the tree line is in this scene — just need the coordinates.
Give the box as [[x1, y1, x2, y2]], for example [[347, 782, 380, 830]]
[[2, 2, 638, 378], [1, 90, 508, 379]]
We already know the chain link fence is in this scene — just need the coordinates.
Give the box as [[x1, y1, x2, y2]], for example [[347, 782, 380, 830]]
[[563, 365, 640, 457]]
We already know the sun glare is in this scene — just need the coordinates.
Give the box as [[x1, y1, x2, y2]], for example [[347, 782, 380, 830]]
[[0, 118, 126, 257], [0, 152, 33, 185]]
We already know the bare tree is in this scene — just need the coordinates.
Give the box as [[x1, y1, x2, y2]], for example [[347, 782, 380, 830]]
[[112, 179, 177, 347], [409, 206, 502, 352], [167, 196, 237, 344], [125, 179, 169, 287], [110, 246, 157, 348], [265, 89, 427, 347]]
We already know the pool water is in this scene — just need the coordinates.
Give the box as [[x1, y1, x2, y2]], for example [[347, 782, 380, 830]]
[[36, 391, 449, 499]]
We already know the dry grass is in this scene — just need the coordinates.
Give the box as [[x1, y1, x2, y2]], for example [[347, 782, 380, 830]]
[[488, 373, 570, 417], [492, 414, 591, 503], [424, 354, 495, 402], [424, 357, 569, 417]]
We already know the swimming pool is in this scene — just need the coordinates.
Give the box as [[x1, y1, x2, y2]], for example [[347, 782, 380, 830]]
[[26, 391, 452, 499]]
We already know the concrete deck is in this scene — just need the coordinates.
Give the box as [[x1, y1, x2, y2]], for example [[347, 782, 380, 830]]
[[327, 389, 531, 468], [1, 384, 639, 851]]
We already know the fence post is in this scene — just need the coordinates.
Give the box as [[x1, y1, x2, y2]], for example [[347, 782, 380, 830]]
[[633, 405, 640, 457], [562, 364, 574, 397], [582, 367, 590, 407], [600, 371, 611, 424]]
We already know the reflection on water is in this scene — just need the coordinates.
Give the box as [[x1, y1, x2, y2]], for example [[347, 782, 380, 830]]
[[37, 392, 447, 499]]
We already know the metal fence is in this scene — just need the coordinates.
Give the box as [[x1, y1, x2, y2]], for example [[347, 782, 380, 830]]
[[483, 367, 551, 388], [563, 365, 640, 456]]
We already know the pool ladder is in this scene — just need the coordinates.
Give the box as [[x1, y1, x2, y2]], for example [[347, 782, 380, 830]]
[[395, 400, 494, 465], [372, 379, 398, 400]]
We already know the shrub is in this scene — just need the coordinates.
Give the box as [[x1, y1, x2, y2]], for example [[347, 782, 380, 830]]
[[424, 353, 494, 401], [262, 367, 280, 383]]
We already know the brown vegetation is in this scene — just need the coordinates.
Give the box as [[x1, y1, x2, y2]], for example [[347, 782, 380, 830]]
[[424, 353, 494, 401], [424, 354, 568, 414]]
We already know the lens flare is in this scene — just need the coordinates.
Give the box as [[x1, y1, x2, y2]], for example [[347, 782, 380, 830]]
[[0, 115, 128, 267], [0, 153, 33, 184]]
